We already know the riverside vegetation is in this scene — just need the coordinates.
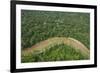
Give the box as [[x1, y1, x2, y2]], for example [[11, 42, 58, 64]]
[[21, 10, 90, 63]]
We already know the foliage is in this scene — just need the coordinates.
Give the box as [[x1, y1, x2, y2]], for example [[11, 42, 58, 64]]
[[21, 10, 90, 62], [21, 10, 90, 49], [21, 44, 89, 63]]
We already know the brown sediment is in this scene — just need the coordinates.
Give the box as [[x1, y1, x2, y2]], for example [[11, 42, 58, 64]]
[[22, 37, 90, 57]]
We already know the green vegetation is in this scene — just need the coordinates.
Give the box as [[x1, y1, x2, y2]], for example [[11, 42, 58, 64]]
[[21, 10, 90, 49], [21, 10, 90, 62], [21, 44, 89, 63]]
